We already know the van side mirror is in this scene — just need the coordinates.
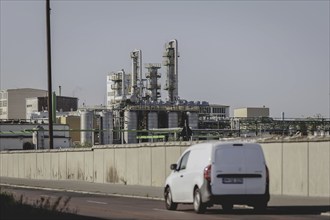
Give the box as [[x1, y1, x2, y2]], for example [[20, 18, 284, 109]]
[[170, 164, 177, 170]]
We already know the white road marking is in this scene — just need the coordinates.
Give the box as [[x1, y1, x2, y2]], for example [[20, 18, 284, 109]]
[[86, 200, 108, 205]]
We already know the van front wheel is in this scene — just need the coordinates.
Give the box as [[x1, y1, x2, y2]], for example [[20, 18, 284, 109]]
[[193, 188, 206, 214], [165, 187, 177, 210]]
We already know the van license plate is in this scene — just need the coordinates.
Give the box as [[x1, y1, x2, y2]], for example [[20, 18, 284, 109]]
[[222, 178, 243, 184]]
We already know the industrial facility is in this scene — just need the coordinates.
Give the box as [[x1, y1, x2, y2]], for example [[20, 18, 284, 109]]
[[93, 39, 228, 144], [76, 39, 328, 145], [0, 39, 329, 150]]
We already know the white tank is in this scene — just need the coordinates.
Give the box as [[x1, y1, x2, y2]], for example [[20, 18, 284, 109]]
[[32, 125, 45, 149], [148, 112, 158, 130], [168, 112, 178, 128], [100, 111, 113, 145], [124, 110, 137, 144], [187, 112, 198, 129], [231, 118, 240, 130], [80, 111, 93, 145]]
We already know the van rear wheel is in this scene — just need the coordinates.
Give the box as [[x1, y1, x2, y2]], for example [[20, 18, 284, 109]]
[[254, 202, 267, 213], [222, 203, 233, 212], [165, 187, 177, 210], [193, 188, 206, 214]]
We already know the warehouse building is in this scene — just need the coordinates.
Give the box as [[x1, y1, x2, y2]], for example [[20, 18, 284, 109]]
[[26, 96, 78, 119], [234, 107, 270, 118], [0, 88, 47, 120]]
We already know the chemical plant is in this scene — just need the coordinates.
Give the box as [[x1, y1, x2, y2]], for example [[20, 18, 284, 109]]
[[1, 39, 329, 150], [78, 39, 328, 146], [83, 39, 229, 145]]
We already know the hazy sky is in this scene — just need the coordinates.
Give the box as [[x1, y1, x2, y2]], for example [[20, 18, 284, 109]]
[[1, 0, 329, 118]]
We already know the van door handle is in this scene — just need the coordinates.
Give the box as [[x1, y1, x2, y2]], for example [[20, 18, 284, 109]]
[[180, 175, 184, 178]]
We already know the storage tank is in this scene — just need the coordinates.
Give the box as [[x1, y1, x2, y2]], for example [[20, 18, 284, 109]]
[[148, 112, 158, 141], [148, 112, 158, 130], [100, 111, 113, 145], [168, 112, 178, 128], [80, 111, 93, 145], [32, 125, 45, 149], [124, 110, 137, 144], [187, 112, 198, 129]]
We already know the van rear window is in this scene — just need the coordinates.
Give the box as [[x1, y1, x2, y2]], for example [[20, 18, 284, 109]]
[[215, 148, 244, 164]]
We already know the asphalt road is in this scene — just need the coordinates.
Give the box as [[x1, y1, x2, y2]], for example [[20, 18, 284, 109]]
[[1, 186, 329, 220]]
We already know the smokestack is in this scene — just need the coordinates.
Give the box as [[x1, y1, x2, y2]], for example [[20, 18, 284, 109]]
[[59, 85, 61, 96]]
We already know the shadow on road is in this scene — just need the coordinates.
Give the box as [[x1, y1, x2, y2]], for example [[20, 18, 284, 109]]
[[179, 205, 330, 215], [263, 206, 330, 215]]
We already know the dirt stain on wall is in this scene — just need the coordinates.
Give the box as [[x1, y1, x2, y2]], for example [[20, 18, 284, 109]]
[[106, 166, 119, 183]]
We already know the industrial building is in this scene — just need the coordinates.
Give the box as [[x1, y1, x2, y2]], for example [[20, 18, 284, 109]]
[[57, 115, 81, 144], [234, 107, 270, 118], [0, 122, 71, 150], [0, 88, 48, 120], [26, 95, 78, 119]]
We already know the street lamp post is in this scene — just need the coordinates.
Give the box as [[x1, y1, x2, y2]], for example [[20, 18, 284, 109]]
[[46, 0, 53, 149]]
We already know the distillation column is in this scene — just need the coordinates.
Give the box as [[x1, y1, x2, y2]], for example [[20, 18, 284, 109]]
[[107, 70, 127, 105], [163, 39, 179, 102], [130, 50, 142, 102], [145, 63, 161, 102]]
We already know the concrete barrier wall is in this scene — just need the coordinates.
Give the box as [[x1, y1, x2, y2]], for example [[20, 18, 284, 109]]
[[308, 141, 329, 197], [261, 143, 283, 195], [138, 147, 151, 186], [261, 141, 330, 197], [0, 141, 329, 198], [283, 142, 309, 196], [93, 149, 104, 183]]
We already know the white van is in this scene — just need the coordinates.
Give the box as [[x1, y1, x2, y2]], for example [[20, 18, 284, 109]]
[[164, 142, 270, 213]]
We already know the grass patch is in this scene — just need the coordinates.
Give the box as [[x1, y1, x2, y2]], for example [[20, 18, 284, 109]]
[[0, 188, 99, 220]]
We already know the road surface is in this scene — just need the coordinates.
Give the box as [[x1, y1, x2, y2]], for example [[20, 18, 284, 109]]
[[1, 185, 329, 220]]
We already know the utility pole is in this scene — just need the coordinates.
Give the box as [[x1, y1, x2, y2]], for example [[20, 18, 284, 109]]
[[46, 0, 54, 149]]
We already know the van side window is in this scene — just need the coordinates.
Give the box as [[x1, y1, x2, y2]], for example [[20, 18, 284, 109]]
[[178, 151, 190, 171]]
